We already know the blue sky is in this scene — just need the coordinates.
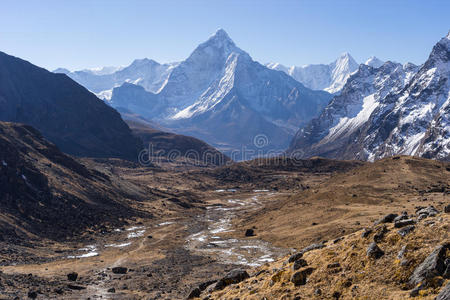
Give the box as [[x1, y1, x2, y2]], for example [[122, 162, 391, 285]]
[[1, 0, 449, 70]]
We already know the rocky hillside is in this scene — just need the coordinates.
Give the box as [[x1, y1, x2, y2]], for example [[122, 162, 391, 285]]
[[0, 51, 141, 160], [0, 121, 148, 242], [202, 208, 449, 299], [288, 32, 450, 161]]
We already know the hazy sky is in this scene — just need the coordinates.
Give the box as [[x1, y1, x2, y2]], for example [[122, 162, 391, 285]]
[[1, 0, 449, 71]]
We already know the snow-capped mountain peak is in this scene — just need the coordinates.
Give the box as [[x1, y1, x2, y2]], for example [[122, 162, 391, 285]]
[[364, 56, 384, 68], [266, 53, 359, 94], [325, 52, 359, 93]]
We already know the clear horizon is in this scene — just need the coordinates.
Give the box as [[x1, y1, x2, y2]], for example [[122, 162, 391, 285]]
[[1, 0, 449, 71]]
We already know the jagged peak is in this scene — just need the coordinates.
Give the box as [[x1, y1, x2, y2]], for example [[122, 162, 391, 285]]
[[364, 56, 384, 68], [130, 58, 160, 67]]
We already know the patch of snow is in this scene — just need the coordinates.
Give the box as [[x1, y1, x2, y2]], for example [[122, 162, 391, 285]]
[[105, 242, 132, 248], [127, 230, 146, 239]]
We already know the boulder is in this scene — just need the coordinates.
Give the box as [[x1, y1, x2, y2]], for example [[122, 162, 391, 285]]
[[245, 229, 255, 237], [367, 242, 384, 259], [373, 225, 388, 242], [67, 272, 78, 281], [409, 243, 450, 288], [397, 225, 415, 237], [394, 212, 409, 222], [394, 219, 415, 228], [374, 213, 398, 225], [288, 252, 303, 263], [112, 267, 128, 274], [291, 267, 314, 286], [444, 204, 450, 213], [107, 288, 115, 293], [27, 291, 38, 299], [214, 269, 249, 291], [361, 228, 372, 238], [300, 243, 325, 254], [436, 282, 450, 300], [293, 259, 307, 270], [416, 206, 439, 218], [187, 287, 201, 299]]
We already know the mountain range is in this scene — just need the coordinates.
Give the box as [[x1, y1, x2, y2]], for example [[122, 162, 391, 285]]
[[288, 32, 450, 161], [54, 29, 450, 162], [58, 29, 333, 157]]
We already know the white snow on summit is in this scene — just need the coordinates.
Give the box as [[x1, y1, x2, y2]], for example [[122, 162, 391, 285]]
[[364, 56, 384, 68]]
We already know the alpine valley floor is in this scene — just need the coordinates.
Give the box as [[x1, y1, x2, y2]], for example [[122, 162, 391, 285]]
[[0, 154, 449, 300]]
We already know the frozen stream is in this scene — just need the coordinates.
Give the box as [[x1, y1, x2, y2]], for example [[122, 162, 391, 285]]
[[186, 193, 289, 267]]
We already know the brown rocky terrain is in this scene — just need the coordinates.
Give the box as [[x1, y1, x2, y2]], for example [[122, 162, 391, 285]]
[[0, 124, 448, 299]]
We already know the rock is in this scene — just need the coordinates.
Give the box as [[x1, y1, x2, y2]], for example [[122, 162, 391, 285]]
[[314, 288, 322, 296], [245, 229, 255, 237], [67, 284, 86, 290], [327, 262, 341, 269], [300, 243, 325, 254], [333, 237, 344, 244], [394, 211, 409, 222], [444, 204, 450, 213], [288, 252, 303, 263], [332, 291, 341, 299], [107, 288, 115, 293], [416, 206, 439, 218], [397, 225, 415, 237], [293, 259, 307, 270], [367, 242, 384, 259], [291, 267, 314, 286], [436, 282, 450, 300], [409, 282, 426, 297], [214, 269, 249, 291], [27, 291, 38, 299], [374, 213, 398, 225], [409, 243, 450, 287], [112, 267, 128, 274], [199, 280, 217, 291], [397, 245, 407, 259], [361, 228, 372, 238], [187, 287, 201, 299], [67, 272, 78, 281], [394, 219, 416, 228], [373, 225, 388, 242]]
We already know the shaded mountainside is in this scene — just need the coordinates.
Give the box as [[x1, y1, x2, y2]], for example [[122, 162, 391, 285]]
[[124, 119, 230, 166], [0, 121, 148, 242], [288, 32, 450, 161], [0, 51, 141, 160]]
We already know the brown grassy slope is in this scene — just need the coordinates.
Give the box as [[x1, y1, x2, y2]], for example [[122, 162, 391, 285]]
[[209, 213, 449, 300], [235, 156, 449, 249]]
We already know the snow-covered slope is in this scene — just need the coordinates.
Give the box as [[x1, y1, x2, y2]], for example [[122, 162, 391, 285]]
[[110, 29, 333, 156], [364, 56, 384, 68], [54, 59, 178, 99], [266, 53, 359, 93], [288, 32, 450, 161]]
